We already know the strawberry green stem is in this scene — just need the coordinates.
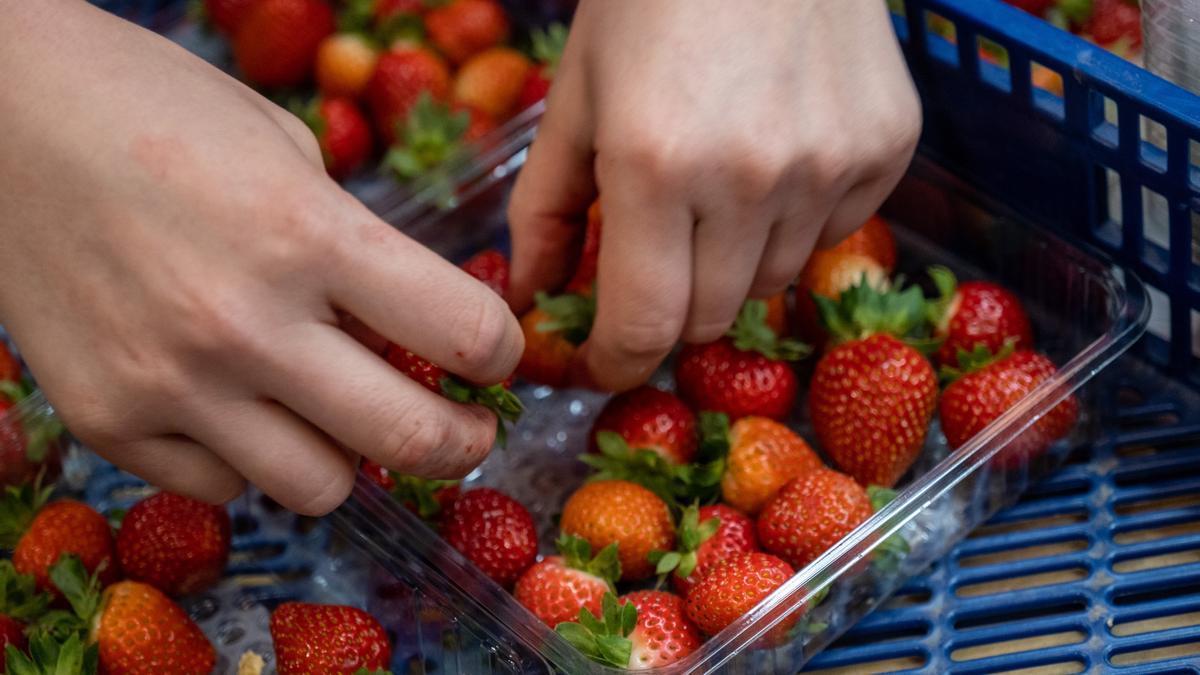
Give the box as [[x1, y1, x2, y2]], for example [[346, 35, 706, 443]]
[[727, 300, 810, 361]]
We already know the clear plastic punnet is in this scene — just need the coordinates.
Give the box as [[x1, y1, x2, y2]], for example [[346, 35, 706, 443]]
[[326, 142, 1151, 674]]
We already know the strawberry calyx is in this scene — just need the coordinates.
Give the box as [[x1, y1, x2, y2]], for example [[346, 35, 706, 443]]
[[390, 475, 459, 521], [727, 300, 810, 361], [865, 486, 910, 574], [938, 339, 1019, 385], [4, 632, 97, 675], [0, 477, 53, 550], [1045, 0, 1093, 27], [0, 560, 49, 623], [581, 431, 725, 508], [814, 273, 941, 353], [383, 93, 471, 182], [554, 592, 636, 668], [556, 534, 620, 592], [535, 291, 595, 346], [337, 0, 376, 32], [646, 503, 720, 583], [528, 22, 568, 75], [925, 265, 959, 330], [439, 377, 524, 446], [375, 11, 425, 47]]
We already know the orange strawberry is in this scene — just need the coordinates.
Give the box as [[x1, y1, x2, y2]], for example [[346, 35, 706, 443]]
[[49, 555, 215, 674], [425, 0, 509, 65], [315, 33, 380, 98], [826, 214, 897, 273], [757, 470, 873, 569], [763, 292, 789, 336], [940, 346, 1079, 468], [453, 47, 531, 120], [115, 492, 231, 597], [233, 0, 335, 88], [270, 602, 392, 674], [794, 250, 888, 347], [650, 503, 759, 598], [513, 534, 618, 628], [1, 486, 117, 597], [564, 199, 603, 295], [441, 488, 538, 587], [675, 300, 809, 422], [366, 46, 451, 145], [719, 416, 823, 515], [685, 552, 794, 636], [589, 386, 697, 465], [560, 480, 674, 581], [927, 266, 1033, 367], [517, 291, 594, 387]]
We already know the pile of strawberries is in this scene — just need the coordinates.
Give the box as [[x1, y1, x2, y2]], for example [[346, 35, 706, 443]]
[[364, 205, 1082, 669], [199, 0, 564, 181], [0, 478, 399, 673]]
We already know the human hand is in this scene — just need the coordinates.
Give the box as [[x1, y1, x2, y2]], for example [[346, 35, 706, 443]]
[[0, 0, 522, 514], [506, 0, 921, 390]]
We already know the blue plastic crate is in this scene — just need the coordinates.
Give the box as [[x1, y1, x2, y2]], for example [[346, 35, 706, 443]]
[[74, 0, 1200, 672]]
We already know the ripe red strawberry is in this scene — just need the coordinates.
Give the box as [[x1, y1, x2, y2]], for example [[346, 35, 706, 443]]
[[202, 0, 257, 34], [809, 279, 939, 487], [233, 0, 335, 88], [649, 504, 759, 597], [940, 347, 1079, 468], [516, 23, 568, 111], [685, 552, 794, 636], [367, 47, 452, 145], [590, 386, 697, 465], [565, 199, 603, 295], [929, 267, 1033, 367], [384, 342, 523, 443], [270, 602, 392, 674], [441, 488, 538, 587], [300, 97, 373, 180], [315, 33, 379, 99], [50, 555, 214, 675], [115, 492, 231, 597], [1, 485, 117, 596], [461, 249, 510, 297], [675, 300, 809, 422], [453, 47, 531, 120], [425, 0, 510, 65], [0, 615, 23, 671], [517, 291, 594, 387], [757, 470, 873, 569], [560, 480, 675, 581], [720, 416, 823, 515], [0, 343, 18, 383], [361, 458, 396, 491], [374, 0, 424, 24], [1080, 0, 1142, 52], [513, 534, 618, 628]]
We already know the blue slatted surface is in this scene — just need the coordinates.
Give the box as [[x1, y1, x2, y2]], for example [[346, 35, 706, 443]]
[[83, 0, 1200, 672]]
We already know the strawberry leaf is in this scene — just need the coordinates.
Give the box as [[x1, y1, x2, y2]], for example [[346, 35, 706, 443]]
[[727, 300, 811, 361], [697, 412, 731, 463], [0, 477, 53, 550], [6, 633, 97, 675], [0, 560, 49, 622], [866, 485, 910, 574], [556, 591, 636, 668], [0, 381, 29, 404], [535, 292, 596, 345], [866, 485, 898, 513], [938, 339, 1018, 385], [390, 475, 458, 521], [557, 535, 620, 587], [438, 378, 524, 447], [529, 22, 568, 72], [338, 0, 375, 32], [815, 273, 941, 351], [583, 433, 724, 507], [385, 93, 471, 182], [48, 556, 101, 626]]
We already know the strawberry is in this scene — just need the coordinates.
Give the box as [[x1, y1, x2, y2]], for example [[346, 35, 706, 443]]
[[270, 602, 392, 674], [555, 591, 701, 670], [757, 470, 873, 569], [384, 341, 523, 444], [115, 492, 231, 597], [459, 103, 498, 141], [719, 415, 822, 515], [0, 485, 117, 597], [361, 458, 396, 491], [367, 47, 451, 145], [453, 47, 531, 121], [559, 480, 675, 581], [374, 0, 424, 24], [441, 488, 537, 587], [381, 472, 460, 522], [0, 394, 62, 491], [299, 96, 373, 180], [513, 535, 618, 628], [675, 300, 809, 422], [1079, 0, 1142, 53], [763, 292, 789, 337], [794, 250, 888, 347], [809, 277, 940, 487], [201, 0, 257, 34], [315, 33, 379, 98], [3, 633, 97, 675], [564, 200, 603, 295], [381, 93, 480, 181], [425, 0, 509, 65], [0, 616, 24, 672], [460, 249, 510, 297], [649, 504, 758, 598], [516, 23, 568, 111], [589, 386, 697, 465], [517, 292, 594, 387], [0, 343, 18, 384], [49, 556, 214, 674], [685, 552, 794, 636], [0, 560, 52, 671], [928, 266, 1033, 367], [940, 346, 1079, 468], [233, 0, 336, 88]]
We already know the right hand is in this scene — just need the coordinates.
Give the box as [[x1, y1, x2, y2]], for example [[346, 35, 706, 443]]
[[0, 0, 523, 515]]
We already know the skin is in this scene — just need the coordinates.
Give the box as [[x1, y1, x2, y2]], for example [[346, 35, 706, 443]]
[[508, 0, 921, 390], [0, 0, 920, 512]]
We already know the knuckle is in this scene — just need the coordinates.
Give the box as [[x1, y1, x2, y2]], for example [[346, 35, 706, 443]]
[[606, 315, 680, 361], [291, 467, 354, 516], [452, 296, 513, 377], [598, 133, 689, 191], [378, 406, 452, 471], [806, 140, 855, 190], [175, 288, 268, 360], [728, 153, 783, 204]]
